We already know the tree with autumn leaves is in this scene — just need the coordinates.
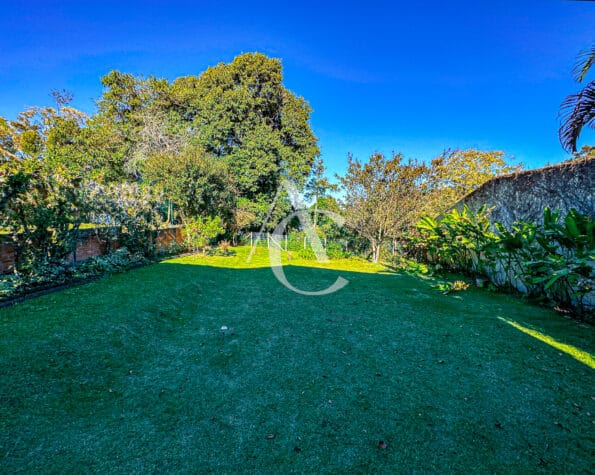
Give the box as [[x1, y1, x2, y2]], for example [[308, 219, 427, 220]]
[[337, 149, 518, 262]]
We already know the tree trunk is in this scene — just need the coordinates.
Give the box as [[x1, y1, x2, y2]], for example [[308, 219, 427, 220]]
[[371, 241, 381, 263]]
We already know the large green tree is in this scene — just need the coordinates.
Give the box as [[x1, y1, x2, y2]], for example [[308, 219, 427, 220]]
[[141, 146, 235, 222], [169, 53, 319, 197], [97, 53, 320, 232]]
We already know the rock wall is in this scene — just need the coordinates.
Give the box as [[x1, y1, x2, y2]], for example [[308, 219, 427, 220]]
[[457, 157, 594, 310], [458, 157, 594, 227]]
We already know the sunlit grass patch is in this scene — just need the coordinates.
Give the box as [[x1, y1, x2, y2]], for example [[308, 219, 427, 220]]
[[498, 316, 595, 369]]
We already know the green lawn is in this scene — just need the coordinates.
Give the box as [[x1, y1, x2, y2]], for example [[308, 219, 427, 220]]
[[0, 247, 593, 472]]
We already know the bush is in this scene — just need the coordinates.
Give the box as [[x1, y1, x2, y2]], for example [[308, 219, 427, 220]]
[[491, 208, 594, 313], [184, 216, 224, 253], [76, 248, 146, 276], [0, 168, 87, 276], [414, 206, 594, 315], [0, 247, 148, 301], [416, 204, 497, 276]]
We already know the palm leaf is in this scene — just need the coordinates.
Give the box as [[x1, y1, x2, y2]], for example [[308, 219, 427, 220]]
[[558, 81, 595, 153], [572, 45, 595, 83]]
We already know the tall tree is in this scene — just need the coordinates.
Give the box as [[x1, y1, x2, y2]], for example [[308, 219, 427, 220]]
[[559, 45, 595, 153], [169, 53, 319, 197], [337, 153, 427, 263], [96, 53, 320, 231]]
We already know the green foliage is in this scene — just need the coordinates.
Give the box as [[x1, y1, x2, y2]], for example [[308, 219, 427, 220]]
[[141, 146, 234, 222], [415, 204, 497, 276], [92, 53, 320, 239], [0, 164, 87, 275], [0, 247, 147, 301], [492, 207, 594, 313], [170, 53, 319, 190], [415, 205, 594, 315], [184, 216, 224, 253], [0, 52, 323, 292], [389, 253, 431, 276], [337, 152, 428, 263], [79, 247, 147, 276]]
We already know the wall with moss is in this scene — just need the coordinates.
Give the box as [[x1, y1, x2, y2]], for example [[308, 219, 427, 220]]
[[459, 158, 594, 227]]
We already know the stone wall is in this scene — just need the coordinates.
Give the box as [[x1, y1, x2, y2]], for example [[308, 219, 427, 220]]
[[456, 157, 594, 309], [458, 157, 594, 227], [0, 226, 184, 274]]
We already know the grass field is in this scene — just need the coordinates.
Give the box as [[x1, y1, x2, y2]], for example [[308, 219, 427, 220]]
[[0, 247, 593, 472]]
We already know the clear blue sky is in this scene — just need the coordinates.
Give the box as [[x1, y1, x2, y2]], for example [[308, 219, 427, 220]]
[[1, 0, 593, 176]]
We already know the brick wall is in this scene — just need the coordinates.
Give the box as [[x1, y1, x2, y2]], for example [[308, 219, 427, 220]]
[[0, 242, 15, 274], [0, 226, 184, 274]]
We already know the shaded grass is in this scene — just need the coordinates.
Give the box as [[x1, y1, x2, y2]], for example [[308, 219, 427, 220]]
[[0, 247, 593, 472]]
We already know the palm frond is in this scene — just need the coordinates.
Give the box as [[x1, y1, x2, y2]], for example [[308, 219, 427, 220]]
[[573, 45, 595, 83], [558, 81, 595, 153]]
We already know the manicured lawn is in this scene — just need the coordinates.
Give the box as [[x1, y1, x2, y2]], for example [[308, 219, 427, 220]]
[[0, 247, 593, 472]]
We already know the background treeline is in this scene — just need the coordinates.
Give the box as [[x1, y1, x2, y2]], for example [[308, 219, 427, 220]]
[[3, 52, 591, 314], [0, 53, 519, 269], [0, 53, 319, 279]]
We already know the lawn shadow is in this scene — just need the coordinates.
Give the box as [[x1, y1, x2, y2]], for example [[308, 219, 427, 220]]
[[0, 258, 593, 472]]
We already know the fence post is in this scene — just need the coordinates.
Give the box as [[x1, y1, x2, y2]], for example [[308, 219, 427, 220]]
[[267, 233, 270, 249], [285, 234, 288, 251]]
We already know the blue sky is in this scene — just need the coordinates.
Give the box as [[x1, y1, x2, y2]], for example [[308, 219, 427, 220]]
[[0, 0, 593, 176]]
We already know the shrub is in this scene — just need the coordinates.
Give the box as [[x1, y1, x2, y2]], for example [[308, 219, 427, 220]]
[[492, 208, 594, 313], [0, 168, 87, 276], [184, 216, 224, 253], [415, 204, 497, 276], [415, 206, 594, 315], [0, 247, 148, 301]]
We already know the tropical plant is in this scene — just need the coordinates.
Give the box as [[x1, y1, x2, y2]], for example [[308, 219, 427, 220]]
[[416, 205, 594, 314], [416, 204, 497, 276], [559, 45, 595, 153], [485, 208, 594, 313], [519, 208, 594, 311]]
